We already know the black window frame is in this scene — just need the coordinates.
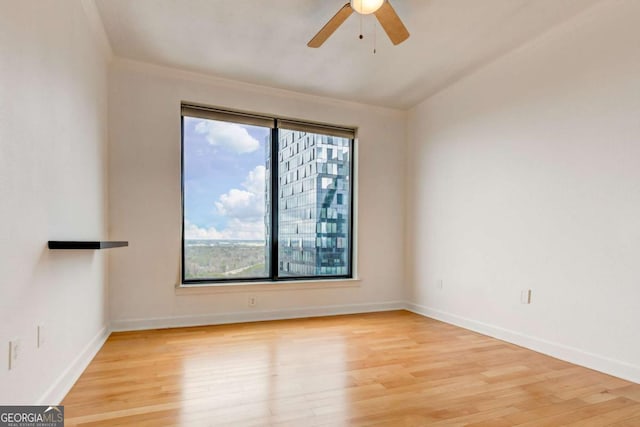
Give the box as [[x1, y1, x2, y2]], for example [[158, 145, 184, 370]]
[[180, 104, 355, 285]]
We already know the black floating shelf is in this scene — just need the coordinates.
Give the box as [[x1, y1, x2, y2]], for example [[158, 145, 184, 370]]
[[48, 241, 129, 250]]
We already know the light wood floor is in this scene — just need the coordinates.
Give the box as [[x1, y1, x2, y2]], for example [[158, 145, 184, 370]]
[[62, 311, 640, 426]]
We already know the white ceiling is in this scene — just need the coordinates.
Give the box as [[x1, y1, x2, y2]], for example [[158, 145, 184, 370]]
[[95, 0, 600, 109]]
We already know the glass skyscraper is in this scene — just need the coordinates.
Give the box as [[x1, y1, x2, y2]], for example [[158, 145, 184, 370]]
[[265, 129, 351, 277]]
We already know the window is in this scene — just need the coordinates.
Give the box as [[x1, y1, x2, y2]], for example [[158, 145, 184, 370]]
[[181, 104, 354, 284]]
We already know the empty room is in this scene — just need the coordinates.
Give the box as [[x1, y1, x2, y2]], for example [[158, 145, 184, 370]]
[[1, 0, 639, 425]]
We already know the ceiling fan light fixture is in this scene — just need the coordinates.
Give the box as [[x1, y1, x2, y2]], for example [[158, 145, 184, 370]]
[[308, 0, 409, 48], [350, 0, 385, 15]]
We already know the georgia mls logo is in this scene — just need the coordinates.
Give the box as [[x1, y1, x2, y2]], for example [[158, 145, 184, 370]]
[[0, 405, 64, 427], [44, 406, 64, 422]]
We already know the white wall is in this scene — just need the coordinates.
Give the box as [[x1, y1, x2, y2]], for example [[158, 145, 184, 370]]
[[406, 0, 640, 382], [0, 0, 110, 404], [108, 60, 406, 329]]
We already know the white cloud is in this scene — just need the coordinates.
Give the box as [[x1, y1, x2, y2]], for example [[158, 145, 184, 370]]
[[223, 218, 266, 240], [185, 165, 268, 241], [194, 120, 260, 154], [215, 165, 266, 220], [185, 219, 265, 241], [243, 165, 267, 194], [184, 220, 223, 240]]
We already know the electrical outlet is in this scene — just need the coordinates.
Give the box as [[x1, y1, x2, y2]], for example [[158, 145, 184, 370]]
[[248, 297, 256, 307], [37, 325, 45, 348], [521, 289, 532, 304], [437, 279, 443, 290], [8, 340, 20, 370]]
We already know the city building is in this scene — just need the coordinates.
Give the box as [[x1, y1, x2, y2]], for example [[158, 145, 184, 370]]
[[267, 129, 351, 277]]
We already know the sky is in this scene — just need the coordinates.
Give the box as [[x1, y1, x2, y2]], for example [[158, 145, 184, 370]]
[[183, 116, 269, 241]]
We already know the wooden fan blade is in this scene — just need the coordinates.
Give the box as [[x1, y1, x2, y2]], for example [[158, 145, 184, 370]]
[[374, 1, 410, 45], [308, 3, 353, 48]]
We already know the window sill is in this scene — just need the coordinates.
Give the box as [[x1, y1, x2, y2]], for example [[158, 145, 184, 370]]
[[175, 277, 361, 295]]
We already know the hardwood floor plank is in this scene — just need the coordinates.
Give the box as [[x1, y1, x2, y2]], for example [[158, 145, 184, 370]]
[[62, 311, 640, 426]]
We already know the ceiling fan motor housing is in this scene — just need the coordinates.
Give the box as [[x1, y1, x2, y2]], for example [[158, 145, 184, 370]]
[[351, 0, 385, 15]]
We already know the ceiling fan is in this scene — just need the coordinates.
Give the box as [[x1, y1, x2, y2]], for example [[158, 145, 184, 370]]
[[308, 0, 410, 48]]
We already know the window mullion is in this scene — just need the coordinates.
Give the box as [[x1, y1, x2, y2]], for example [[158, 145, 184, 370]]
[[270, 127, 279, 280]]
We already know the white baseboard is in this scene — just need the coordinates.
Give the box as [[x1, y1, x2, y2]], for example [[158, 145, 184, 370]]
[[37, 325, 111, 405], [406, 302, 640, 384], [111, 301, 405, 332], [41, 301, 637, 407]]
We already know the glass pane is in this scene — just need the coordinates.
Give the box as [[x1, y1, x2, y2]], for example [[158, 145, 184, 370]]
[[183, 116, 271, 281], [277, 130, 351, 277]]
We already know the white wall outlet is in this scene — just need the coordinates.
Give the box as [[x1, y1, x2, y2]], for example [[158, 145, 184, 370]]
[[437, 279, 443, 290], [8, 340, 20, 370], [521, 289, 532, 304], [37, 325, 45, 348], [248, 296, 257, 307]]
